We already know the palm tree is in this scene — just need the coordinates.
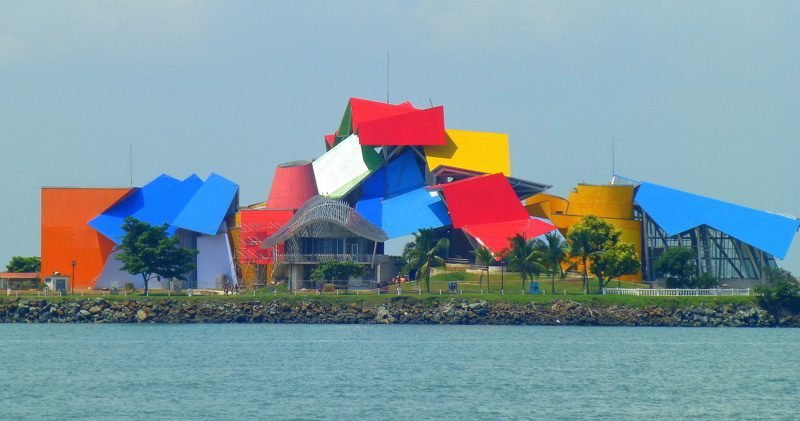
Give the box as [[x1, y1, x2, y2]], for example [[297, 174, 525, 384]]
[[537, 232, 570, 293], [470, 246, 493, 293], [402, 229, 450, 293], [505, 234, 546, 292]]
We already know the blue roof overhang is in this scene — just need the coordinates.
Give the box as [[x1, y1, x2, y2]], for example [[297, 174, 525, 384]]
[[171, 173, 239, 236], [88, 173, 238, 242], [632, 179, 800, 259]]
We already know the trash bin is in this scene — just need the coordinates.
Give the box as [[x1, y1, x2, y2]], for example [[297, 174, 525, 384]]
[[529, 282, 540, 294]]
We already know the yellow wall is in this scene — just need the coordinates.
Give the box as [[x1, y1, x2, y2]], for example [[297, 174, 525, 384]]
[[525, 193, 569, 220], [565, 184, 635, 220], [526, 185, 643, 282], [424, 129, 510, 176]]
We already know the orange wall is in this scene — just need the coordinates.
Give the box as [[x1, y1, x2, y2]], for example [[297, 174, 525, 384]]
[[41, 188, 131, 289]]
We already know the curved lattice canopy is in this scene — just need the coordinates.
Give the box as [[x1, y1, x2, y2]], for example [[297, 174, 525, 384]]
[[262, 195, 387, 248]]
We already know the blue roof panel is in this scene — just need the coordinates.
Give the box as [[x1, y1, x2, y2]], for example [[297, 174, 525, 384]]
[[171, 173, 239, 235], [381, 188, 451, 238], [355, 197, 382, 228], [360, 167, 386, 199], [88, 174, 182, 243], [634, 180, 800, 259], [360, 150, 424, 199], [384, 150, 424, 197], [136, 174, 204, 236]]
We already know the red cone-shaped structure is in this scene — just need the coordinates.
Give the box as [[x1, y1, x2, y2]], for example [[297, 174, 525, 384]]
[[266, 160, 318, 210]]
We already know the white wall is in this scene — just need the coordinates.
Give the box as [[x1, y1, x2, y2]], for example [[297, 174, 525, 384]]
[[95, 250, 165, 290], [196, 232, 236, 289]]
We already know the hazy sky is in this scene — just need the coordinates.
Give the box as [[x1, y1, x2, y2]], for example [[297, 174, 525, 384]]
[[1, 1, 798, 272]]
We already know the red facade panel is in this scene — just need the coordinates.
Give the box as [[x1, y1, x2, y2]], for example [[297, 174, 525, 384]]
[[266, 161, 318, 210], [463, 218, 558, 256], [238, 209, 294, 264], [349, 98, 416, 132], [324, 133, 336, 149], [435, 173, 528, 229], [358, 106, 446, 146]]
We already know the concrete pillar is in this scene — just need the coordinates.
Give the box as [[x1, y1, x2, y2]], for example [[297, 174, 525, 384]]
[[290, 265, 304, 291]]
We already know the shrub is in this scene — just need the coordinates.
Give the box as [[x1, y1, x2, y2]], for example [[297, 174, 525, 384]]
[[695, 272, 718, 288], [755, 268, 800, 322]]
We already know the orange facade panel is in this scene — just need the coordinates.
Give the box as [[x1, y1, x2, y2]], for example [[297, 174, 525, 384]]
[[41, 187, 132, 289]]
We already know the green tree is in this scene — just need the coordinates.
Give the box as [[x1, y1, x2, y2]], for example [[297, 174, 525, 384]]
[[310, 261, 368, 289], [537, 232, 570, 293], [567, 215, 621, 292], [654, 247, 696, 288], [653, 247, 719, 288], [694, 272, 718, 288], [6, 256, 41, 273], [470, 246, 494, 292], [755, 268, 800, 324], [591, 242, 641, 293], [506, 234, 546, 291], [402, 229, 450, 293], [115, 217, 198, 295]]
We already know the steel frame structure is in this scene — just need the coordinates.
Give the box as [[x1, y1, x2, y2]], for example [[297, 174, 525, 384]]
[[638, 208, 777, 283]]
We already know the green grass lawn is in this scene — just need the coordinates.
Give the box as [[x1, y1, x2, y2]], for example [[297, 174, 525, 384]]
[[398, 270, 647, 295], [1, 286, 755, 310], [0, 269, 755, 308]]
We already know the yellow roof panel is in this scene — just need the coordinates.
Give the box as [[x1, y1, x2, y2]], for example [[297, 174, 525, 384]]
[[424, 129, 510, 176]]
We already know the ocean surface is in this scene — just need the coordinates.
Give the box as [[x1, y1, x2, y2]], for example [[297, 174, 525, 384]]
[[0, 325, 797, 420]]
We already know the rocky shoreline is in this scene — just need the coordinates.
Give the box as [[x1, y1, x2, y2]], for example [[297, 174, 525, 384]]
[[1, 297, 797, 327]]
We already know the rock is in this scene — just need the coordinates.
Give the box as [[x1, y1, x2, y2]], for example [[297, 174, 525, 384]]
[[88, 306, 103, 314], [79, 309, 91, 317], [136, 309, 149, 322]]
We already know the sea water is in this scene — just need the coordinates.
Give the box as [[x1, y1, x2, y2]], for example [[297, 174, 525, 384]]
[[0, 324, 797, 420]]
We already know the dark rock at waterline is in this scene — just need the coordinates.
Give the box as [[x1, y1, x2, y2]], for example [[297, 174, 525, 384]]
[[0, 298, 795, 327]]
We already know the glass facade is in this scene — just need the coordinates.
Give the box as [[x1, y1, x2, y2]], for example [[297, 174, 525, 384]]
[[638, 208, 777, 282]]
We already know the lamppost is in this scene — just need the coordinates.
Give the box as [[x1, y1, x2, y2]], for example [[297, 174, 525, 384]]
[[500, 261, 504, 293], [70, 260, 77, 294]]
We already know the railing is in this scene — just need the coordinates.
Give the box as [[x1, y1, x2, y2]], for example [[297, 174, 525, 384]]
[[272, 254, 386, 264], [603, 288, 753, 296]]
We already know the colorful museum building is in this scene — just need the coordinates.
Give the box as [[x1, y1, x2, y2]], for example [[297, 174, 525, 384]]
[[40, 97, 800, 290]]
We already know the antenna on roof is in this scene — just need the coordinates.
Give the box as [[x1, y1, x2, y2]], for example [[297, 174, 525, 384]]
[[386, 49, 390, 104], [129, 144, 133, 187], [429, 98, 434, 108], [611, 136, 615, 178]]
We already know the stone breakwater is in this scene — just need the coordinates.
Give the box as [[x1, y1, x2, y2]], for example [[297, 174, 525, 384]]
[[0, 297, 797, 327]]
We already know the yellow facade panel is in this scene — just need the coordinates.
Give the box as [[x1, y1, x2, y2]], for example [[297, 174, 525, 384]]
[[525, 186, 642, 282], [525, 193, 569, 219], [424, 129, 510, 176], [566, 184, 635, 220]]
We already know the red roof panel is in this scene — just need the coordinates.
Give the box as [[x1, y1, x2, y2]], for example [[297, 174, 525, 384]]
[[436, 173, 529, 228], [358, 106, 445, 146], [463, 218, 558, 256], [349, 97, 416, 131]]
